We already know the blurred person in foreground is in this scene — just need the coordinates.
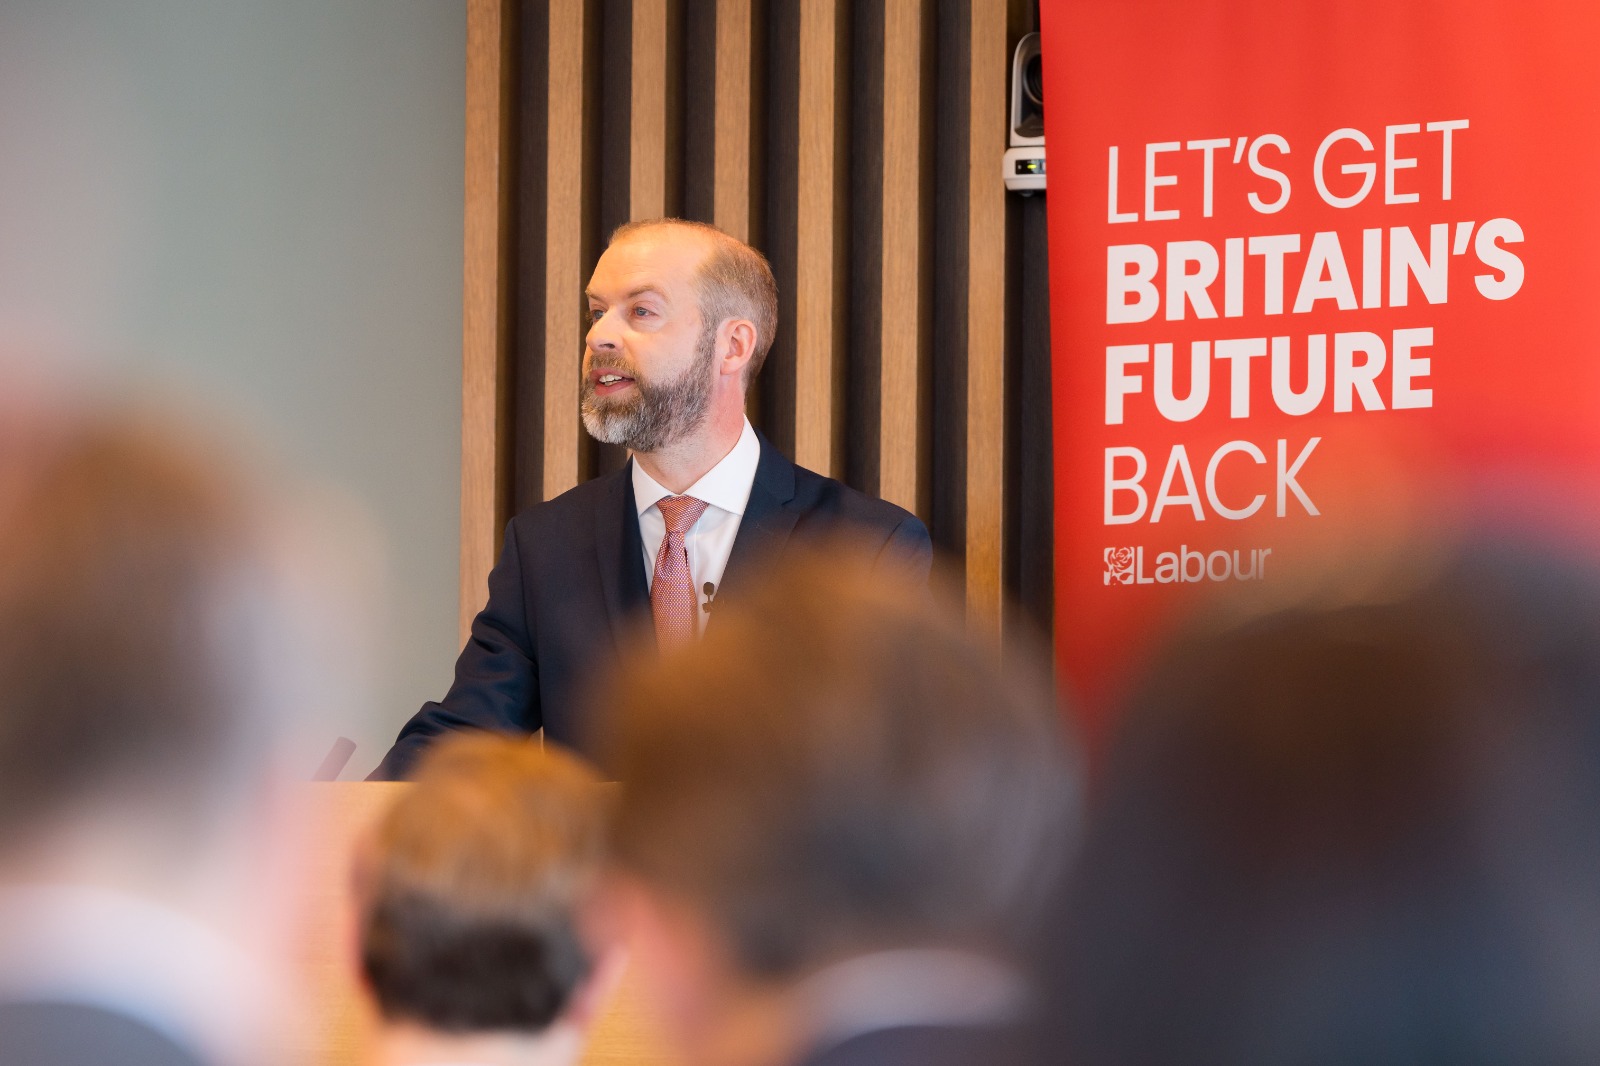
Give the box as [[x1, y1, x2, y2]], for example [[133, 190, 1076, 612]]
[[353, 734, 621, 1066], [592, 550, 1079, 1066], [1049, 537, 1600, 1065], [0, 398, 358, 1066]]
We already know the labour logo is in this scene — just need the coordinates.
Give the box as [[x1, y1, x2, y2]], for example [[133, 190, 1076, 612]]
[[1104, 546, 1135, 585]]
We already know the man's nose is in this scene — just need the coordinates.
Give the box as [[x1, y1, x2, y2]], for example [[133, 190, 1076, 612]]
[[586, 311, 620, 351]]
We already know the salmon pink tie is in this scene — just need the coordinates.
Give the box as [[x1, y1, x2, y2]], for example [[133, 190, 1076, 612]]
[[651, 495, 709, 648]]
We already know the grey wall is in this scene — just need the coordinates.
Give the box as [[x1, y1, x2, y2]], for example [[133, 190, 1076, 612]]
[[0, 1, 465, 777]]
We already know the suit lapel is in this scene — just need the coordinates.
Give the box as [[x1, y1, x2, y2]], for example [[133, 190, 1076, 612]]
[[719, 433, 800, 602], [594, 460, 650, 642]]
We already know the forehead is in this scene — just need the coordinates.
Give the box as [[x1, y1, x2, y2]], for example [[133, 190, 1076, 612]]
[[587, 229, 712, 301]]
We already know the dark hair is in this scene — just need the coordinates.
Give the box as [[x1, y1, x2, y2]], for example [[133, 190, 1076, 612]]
[[597, 549, 1077, 978], [1051, 541, 1600, 1065], [608, 218, 779, 385], [357, 735, 607, 1032]]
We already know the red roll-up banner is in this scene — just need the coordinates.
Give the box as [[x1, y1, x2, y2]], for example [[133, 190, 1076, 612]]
[[1041, 1, 1600, 745]]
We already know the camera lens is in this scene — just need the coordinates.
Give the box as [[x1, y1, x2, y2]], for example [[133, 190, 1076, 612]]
[[1023, 52, 1044, 109]]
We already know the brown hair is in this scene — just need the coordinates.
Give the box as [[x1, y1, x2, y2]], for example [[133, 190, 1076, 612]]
[[357, 735, 608, 1032], [596, 549, 1077, 978], [609, 218, 779, 385], [0, 411, 289, 847], [1051, 541, 1600, 1063]]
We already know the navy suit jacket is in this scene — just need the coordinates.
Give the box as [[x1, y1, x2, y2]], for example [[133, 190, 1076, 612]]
[[0, 1002, 209, 1066], [372, 434, 930, 780]]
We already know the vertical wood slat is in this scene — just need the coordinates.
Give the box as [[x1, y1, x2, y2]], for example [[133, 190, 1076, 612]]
[[460, 0, 515, 645], [964, 1, 1007, 631], [544, 0, 586, 501], [793, 0, 841, 476], [630, 0, 668, 220], [877, 0, 924, 515], [713, 0, 752, 240]]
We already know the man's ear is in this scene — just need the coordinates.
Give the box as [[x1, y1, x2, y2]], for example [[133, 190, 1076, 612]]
[[716, 318, 757, 381], [588, 872, 734, 1039], [346, 827, 380, 998], [565, 875, 630, 1029], [563, 941, 629, 1029]]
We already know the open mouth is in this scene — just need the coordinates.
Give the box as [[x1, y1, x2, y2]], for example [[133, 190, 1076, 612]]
[[589, 369, 637, 396]]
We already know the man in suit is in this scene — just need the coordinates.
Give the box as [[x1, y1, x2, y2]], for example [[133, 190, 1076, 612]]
[[591, 552, 1078, 1066], [373, 219, 930, 780]]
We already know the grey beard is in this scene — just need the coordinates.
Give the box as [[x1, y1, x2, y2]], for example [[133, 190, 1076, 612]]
[[581, 327, 716, 453]]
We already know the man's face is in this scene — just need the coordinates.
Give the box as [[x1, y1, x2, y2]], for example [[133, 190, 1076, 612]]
[[582, 232, 718, 454]]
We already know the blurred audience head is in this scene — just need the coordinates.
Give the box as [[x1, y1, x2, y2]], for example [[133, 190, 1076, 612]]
[[0, 388, 369, 1066], [594, 549, 1077, 1064], [355, 734, 617, 1066], [0, 398, 338, 862], [1053, 538, 1600, 1065]]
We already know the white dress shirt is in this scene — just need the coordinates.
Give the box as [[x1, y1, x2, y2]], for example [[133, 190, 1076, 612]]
[[632, 417, 761, 630]]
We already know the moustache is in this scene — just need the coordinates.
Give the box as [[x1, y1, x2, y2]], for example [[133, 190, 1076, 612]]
[[585, 358, 642, 383]]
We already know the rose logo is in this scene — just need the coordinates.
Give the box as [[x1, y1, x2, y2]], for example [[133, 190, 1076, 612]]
[[1104, 546, 1135, 585]]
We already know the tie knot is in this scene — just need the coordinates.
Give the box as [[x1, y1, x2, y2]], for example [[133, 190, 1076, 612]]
[[657, 494, 709, 534]]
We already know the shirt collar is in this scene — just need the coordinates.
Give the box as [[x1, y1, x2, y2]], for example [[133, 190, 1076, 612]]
[[632, 418, 760, 517], [794, 948, 1027, 1051]]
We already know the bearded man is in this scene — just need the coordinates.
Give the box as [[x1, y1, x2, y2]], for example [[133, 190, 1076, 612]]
[[373, 219, 930, 779]]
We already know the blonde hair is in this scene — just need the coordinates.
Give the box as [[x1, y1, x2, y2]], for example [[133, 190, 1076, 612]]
[[357, 735, 608, 1031]]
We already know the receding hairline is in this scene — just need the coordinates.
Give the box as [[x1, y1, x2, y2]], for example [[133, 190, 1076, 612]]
[[589, 223, 724, 317], [601, 218, 779, 385], [608, 217, 739, 257], [604, 224, 733, 294], [608, 219, 774, 318]]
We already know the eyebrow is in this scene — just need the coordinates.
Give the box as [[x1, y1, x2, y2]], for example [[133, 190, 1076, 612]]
[[585, 285, 668, 303]]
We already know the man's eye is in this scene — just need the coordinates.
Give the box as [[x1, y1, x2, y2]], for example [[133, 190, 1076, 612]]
[[632, 305, 655, 318], [588, 307, 605, 322]]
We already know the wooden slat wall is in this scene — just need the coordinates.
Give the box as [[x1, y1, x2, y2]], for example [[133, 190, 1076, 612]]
[[629, 0, 668, 220], [712, 0, 751, 240], [459, 0, 516, 646], [541, 0, 587, 503], [964, 1, 1008, 630], [877, 0, 926, 515], [793, 0, 844, 478], [461, 0, 1050, 639]]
